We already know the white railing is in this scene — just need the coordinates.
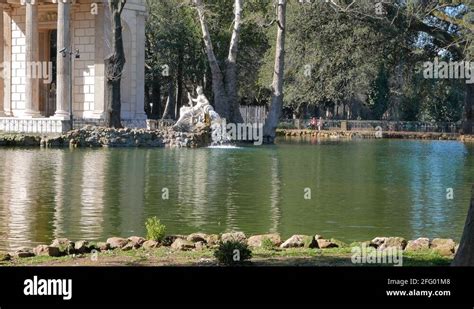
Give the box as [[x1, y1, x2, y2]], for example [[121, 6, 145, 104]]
[[0, 118, 70, 134]]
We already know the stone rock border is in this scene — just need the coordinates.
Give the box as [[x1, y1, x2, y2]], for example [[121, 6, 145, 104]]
[[0, 234, 458, 262]]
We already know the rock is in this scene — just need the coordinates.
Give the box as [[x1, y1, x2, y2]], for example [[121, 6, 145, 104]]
[[97, 242, 111, 251], [15, 248, 35, 258], [121, 242, 135, 251], [221, 232, 247, 244], [142, 240, 159, 250], [106, 237, 129, 249], [74, 241, 93, 254], [33, 245, 62, 257], [187, 233, 208, 243], [205, 234, 220, 246], [51, 238, 75, 254], [280, 235, 311, 249], [405, 238, 430, 252], [194, 241, 207, 251], [317, 239, 339, 249], [171, 238, 195, 251], [0, 252, 11, 261], [370, 237, 387, 248], [162, 235, 187, 246], [431, 238, 456, 256], [247, 234, 282, 248], [128, 236, 146, 248], [378, 237, 407, 251]]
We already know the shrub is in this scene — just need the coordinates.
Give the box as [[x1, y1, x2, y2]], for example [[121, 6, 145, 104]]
[[214, 241, 252, 265], [261, 238, 275, 250], [145, 216, 166, 242]]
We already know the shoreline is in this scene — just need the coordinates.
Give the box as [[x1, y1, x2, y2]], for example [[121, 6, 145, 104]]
[[277, 129, 474, 142], [0, 128, 473, 148], [0, 233, 457, 267]]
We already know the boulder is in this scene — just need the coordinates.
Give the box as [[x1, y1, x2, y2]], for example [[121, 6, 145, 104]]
[[247, 234, 282, 248], [51, 238, 75, 254], [74, 241, 93, 254], [370, 237, 387, 248], [121, 242, 135, 251], [128, 236, 146, 248], [431, 238, 456, 256], [0, 252, 11, 261], [106, 237, 129, 249], [187, 233, 208, 243], [378, 237, 407, 251], [15, 248, 35, 258], [33, 245, 62, 257], [171, 238, 195, 251], [194, 241, 207, 251], [405, 238, 430, 252], [162, 235, 187, 247], [205, 234, 220, 246], [97, 242, 111, 251], [142, 240, 159, 250], [280, 235, 312, 249], [317, 239, 339, 249], [221, 232, 247, 244]]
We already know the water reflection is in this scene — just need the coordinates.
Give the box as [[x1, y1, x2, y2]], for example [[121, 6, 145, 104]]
[[0, 140, 472, 251]]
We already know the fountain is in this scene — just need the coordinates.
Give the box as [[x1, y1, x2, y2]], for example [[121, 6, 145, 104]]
[[173, 86, 233, 147]]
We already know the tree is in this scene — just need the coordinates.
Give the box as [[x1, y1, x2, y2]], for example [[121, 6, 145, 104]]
[[262, 0, 287, 144], [193, 0, 243, 123], [105, 0, 127, 128], [453, 186, 474, 266]]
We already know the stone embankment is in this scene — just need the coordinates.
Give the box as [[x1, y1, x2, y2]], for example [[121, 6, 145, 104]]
[[0, 233, 458, 262], [277, 129, 474, 142], [0, 125, 211, 148]]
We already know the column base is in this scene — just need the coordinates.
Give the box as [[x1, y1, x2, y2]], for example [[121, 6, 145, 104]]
[[23, 110, 42, 118], [52, 111, 71, 120]]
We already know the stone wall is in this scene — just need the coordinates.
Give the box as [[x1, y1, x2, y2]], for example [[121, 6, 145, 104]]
[[10, 8, 26, 114]]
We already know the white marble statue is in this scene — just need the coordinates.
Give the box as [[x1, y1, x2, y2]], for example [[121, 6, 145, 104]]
[[174, 86, 220, 131]]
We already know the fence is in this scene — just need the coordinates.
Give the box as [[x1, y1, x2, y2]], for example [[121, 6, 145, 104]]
[[279, 119, 461, 134], [239, 105, 267, 124]]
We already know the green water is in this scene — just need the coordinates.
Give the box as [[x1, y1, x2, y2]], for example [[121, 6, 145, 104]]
[[0, 138, 473, 251]]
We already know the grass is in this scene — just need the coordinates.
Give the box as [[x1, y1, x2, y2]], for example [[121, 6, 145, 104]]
[[0, 246, 452, 267]]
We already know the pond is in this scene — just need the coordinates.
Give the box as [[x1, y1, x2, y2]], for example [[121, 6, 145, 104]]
[[0, 138, 473, 251]]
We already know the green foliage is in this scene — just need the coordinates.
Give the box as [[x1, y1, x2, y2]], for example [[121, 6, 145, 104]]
[[261, 238, 275, 251], [367, 67, 391, 120], [214, 241, 252, 265], [145, 217, 166, 242]]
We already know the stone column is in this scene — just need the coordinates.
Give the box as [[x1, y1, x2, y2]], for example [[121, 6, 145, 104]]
[[24, 0, 40, 117], [54, 0, 71, 119], [134, 11, 147, 122], [0, 4, 5, 116]]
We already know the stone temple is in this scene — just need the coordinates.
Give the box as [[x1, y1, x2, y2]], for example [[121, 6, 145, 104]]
[[0, 0, 147, 133]]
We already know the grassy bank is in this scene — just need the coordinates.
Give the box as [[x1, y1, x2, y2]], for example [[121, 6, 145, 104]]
[[1, 246, 452, 267]]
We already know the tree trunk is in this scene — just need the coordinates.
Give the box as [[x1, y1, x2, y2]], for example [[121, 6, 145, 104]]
[[462, 83, 474, 135], [452, 185, 474, 266], [162, 80, 175, 120], [105, 0, 127, 128], [151, 77, 161, 119], [225, 0, 244, 124], [194, 0, 229, 120], [176, 48, 184, 113], [263, 0, 287, 144]]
